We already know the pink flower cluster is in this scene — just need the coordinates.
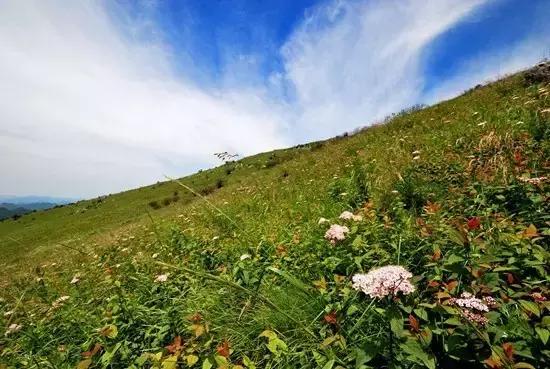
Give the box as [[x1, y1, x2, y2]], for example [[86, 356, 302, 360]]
[[449, 292, 489, 312], [324, 224, 349, 244], [352, 265, 415, 299], [449, 292, 494, 326]]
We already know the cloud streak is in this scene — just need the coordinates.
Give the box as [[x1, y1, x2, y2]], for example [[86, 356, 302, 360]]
[[0, 0, 548, 197]]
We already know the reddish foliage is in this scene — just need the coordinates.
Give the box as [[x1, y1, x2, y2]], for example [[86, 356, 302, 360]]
[[216, 340, 230, 358], [166, 336, 184, 354], [82, 343, 102, 358], [408, 314, 420, 333], [323, 311, 338, 325], [502, 342, 514, 361], [431, 248, 441, 261], [467, 217, 481, 230]]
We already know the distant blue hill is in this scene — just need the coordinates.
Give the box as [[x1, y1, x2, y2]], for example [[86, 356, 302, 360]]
[[0, 195, 79, 221], [0, 195, 78, 205]]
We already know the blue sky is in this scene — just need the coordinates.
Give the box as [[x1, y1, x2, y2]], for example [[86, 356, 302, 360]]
[[0, 0, 549, 197]]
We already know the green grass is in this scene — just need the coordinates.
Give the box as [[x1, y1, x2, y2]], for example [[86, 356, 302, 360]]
[[0, 66, 549, 368]]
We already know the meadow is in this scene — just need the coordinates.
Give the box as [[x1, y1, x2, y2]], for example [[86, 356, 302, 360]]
[[0, 64, 548, 368]]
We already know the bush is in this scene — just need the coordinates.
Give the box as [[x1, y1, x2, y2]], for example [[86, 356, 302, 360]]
[[148, 200, 161, 210]]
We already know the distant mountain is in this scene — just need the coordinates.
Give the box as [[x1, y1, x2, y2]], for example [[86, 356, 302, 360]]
[[0, 206, 32, 220], [0, 195, 78, 204], [0, 202, 57, 211], [0, 196, 78, 220]]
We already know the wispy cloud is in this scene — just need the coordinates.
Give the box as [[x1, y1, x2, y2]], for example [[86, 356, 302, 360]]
[[280, 0, 488, 140], [0, 0, 547, 197]]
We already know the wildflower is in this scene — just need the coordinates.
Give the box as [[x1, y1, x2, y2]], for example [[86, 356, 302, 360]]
[[449, 292, 489, 312], [483, 296, 498, 308], [324, 224, 349, 244], [339, 211, 363, 221], [462, 310, 488, 326], [3, 310, 14, 317], [517, 176, 548, 185], [318, 217, 329, 225], [240, 254, 251, 261], [155, 273, 169, 283], [5, 323, 22, 336], [152, 253, 159, 259], [70, 275, 80, 284], [339, 211, 354, 220], [352, 265, 415, 298], [412, 150, 421, 155]]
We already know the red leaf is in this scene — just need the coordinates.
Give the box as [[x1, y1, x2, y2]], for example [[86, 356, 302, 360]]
[[506, 273, 515, 284], [216, 340, 230, 358], [502, 342, 514, 361], [427, 280, 440, 288], [82, 343, 102, 358], [408, 314, 420, 333], [444, 280, 458, 292], [323, 311, 338, 325], [431, 248, 441, 261], [467, 217, 481, 230], [166, 336, 184, 354]]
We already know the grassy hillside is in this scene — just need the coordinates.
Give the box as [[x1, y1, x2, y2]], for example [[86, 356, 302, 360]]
[[0, 64, 548, 368]]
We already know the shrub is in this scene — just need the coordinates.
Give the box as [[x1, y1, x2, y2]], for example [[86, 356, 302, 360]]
[[148, 200, 161, 210]]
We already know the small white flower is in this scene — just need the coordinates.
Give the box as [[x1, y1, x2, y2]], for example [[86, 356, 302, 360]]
[[240, 254, 251, 261], [152, 253, 159, 259], [70, 275, 80, 284], [212, 236, 219, 241], [412, 150, 421, 155], [155, 273, 169, 283], [318, 217, 329, 225], [3, 310, 14, 317]]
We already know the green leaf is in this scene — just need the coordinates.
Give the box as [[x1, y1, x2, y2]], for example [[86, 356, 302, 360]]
[[259, 330, 278, 340], [201, 358, 213, 369], [445, 254, 464, 265], [242, 355, 256, 369], [400, 339, 436, 369], [413, 308, 428, 321], [186, 354, 199, 367], [519, 300, 541, 317], [535, 327, 549, 344], [266, 267, 312, 296], [161, 355, 178, 369], [322, 359, 335, 369], [100, 324, 118, 339]]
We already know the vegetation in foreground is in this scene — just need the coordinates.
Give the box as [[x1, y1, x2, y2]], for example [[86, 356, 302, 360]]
[[0, 63, 549, 368]]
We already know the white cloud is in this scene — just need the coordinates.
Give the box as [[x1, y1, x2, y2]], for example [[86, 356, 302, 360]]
[[0, 1, 289, 197], [280, 0, 488, 140], [1, 0, 548, 198]]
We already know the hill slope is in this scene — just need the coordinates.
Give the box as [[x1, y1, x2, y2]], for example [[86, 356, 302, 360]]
[[0, 64, 549, 368]]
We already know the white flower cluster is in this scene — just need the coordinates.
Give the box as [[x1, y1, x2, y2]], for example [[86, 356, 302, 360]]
[[352, 266, 415, 298], [324, 224, 350, 244]]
